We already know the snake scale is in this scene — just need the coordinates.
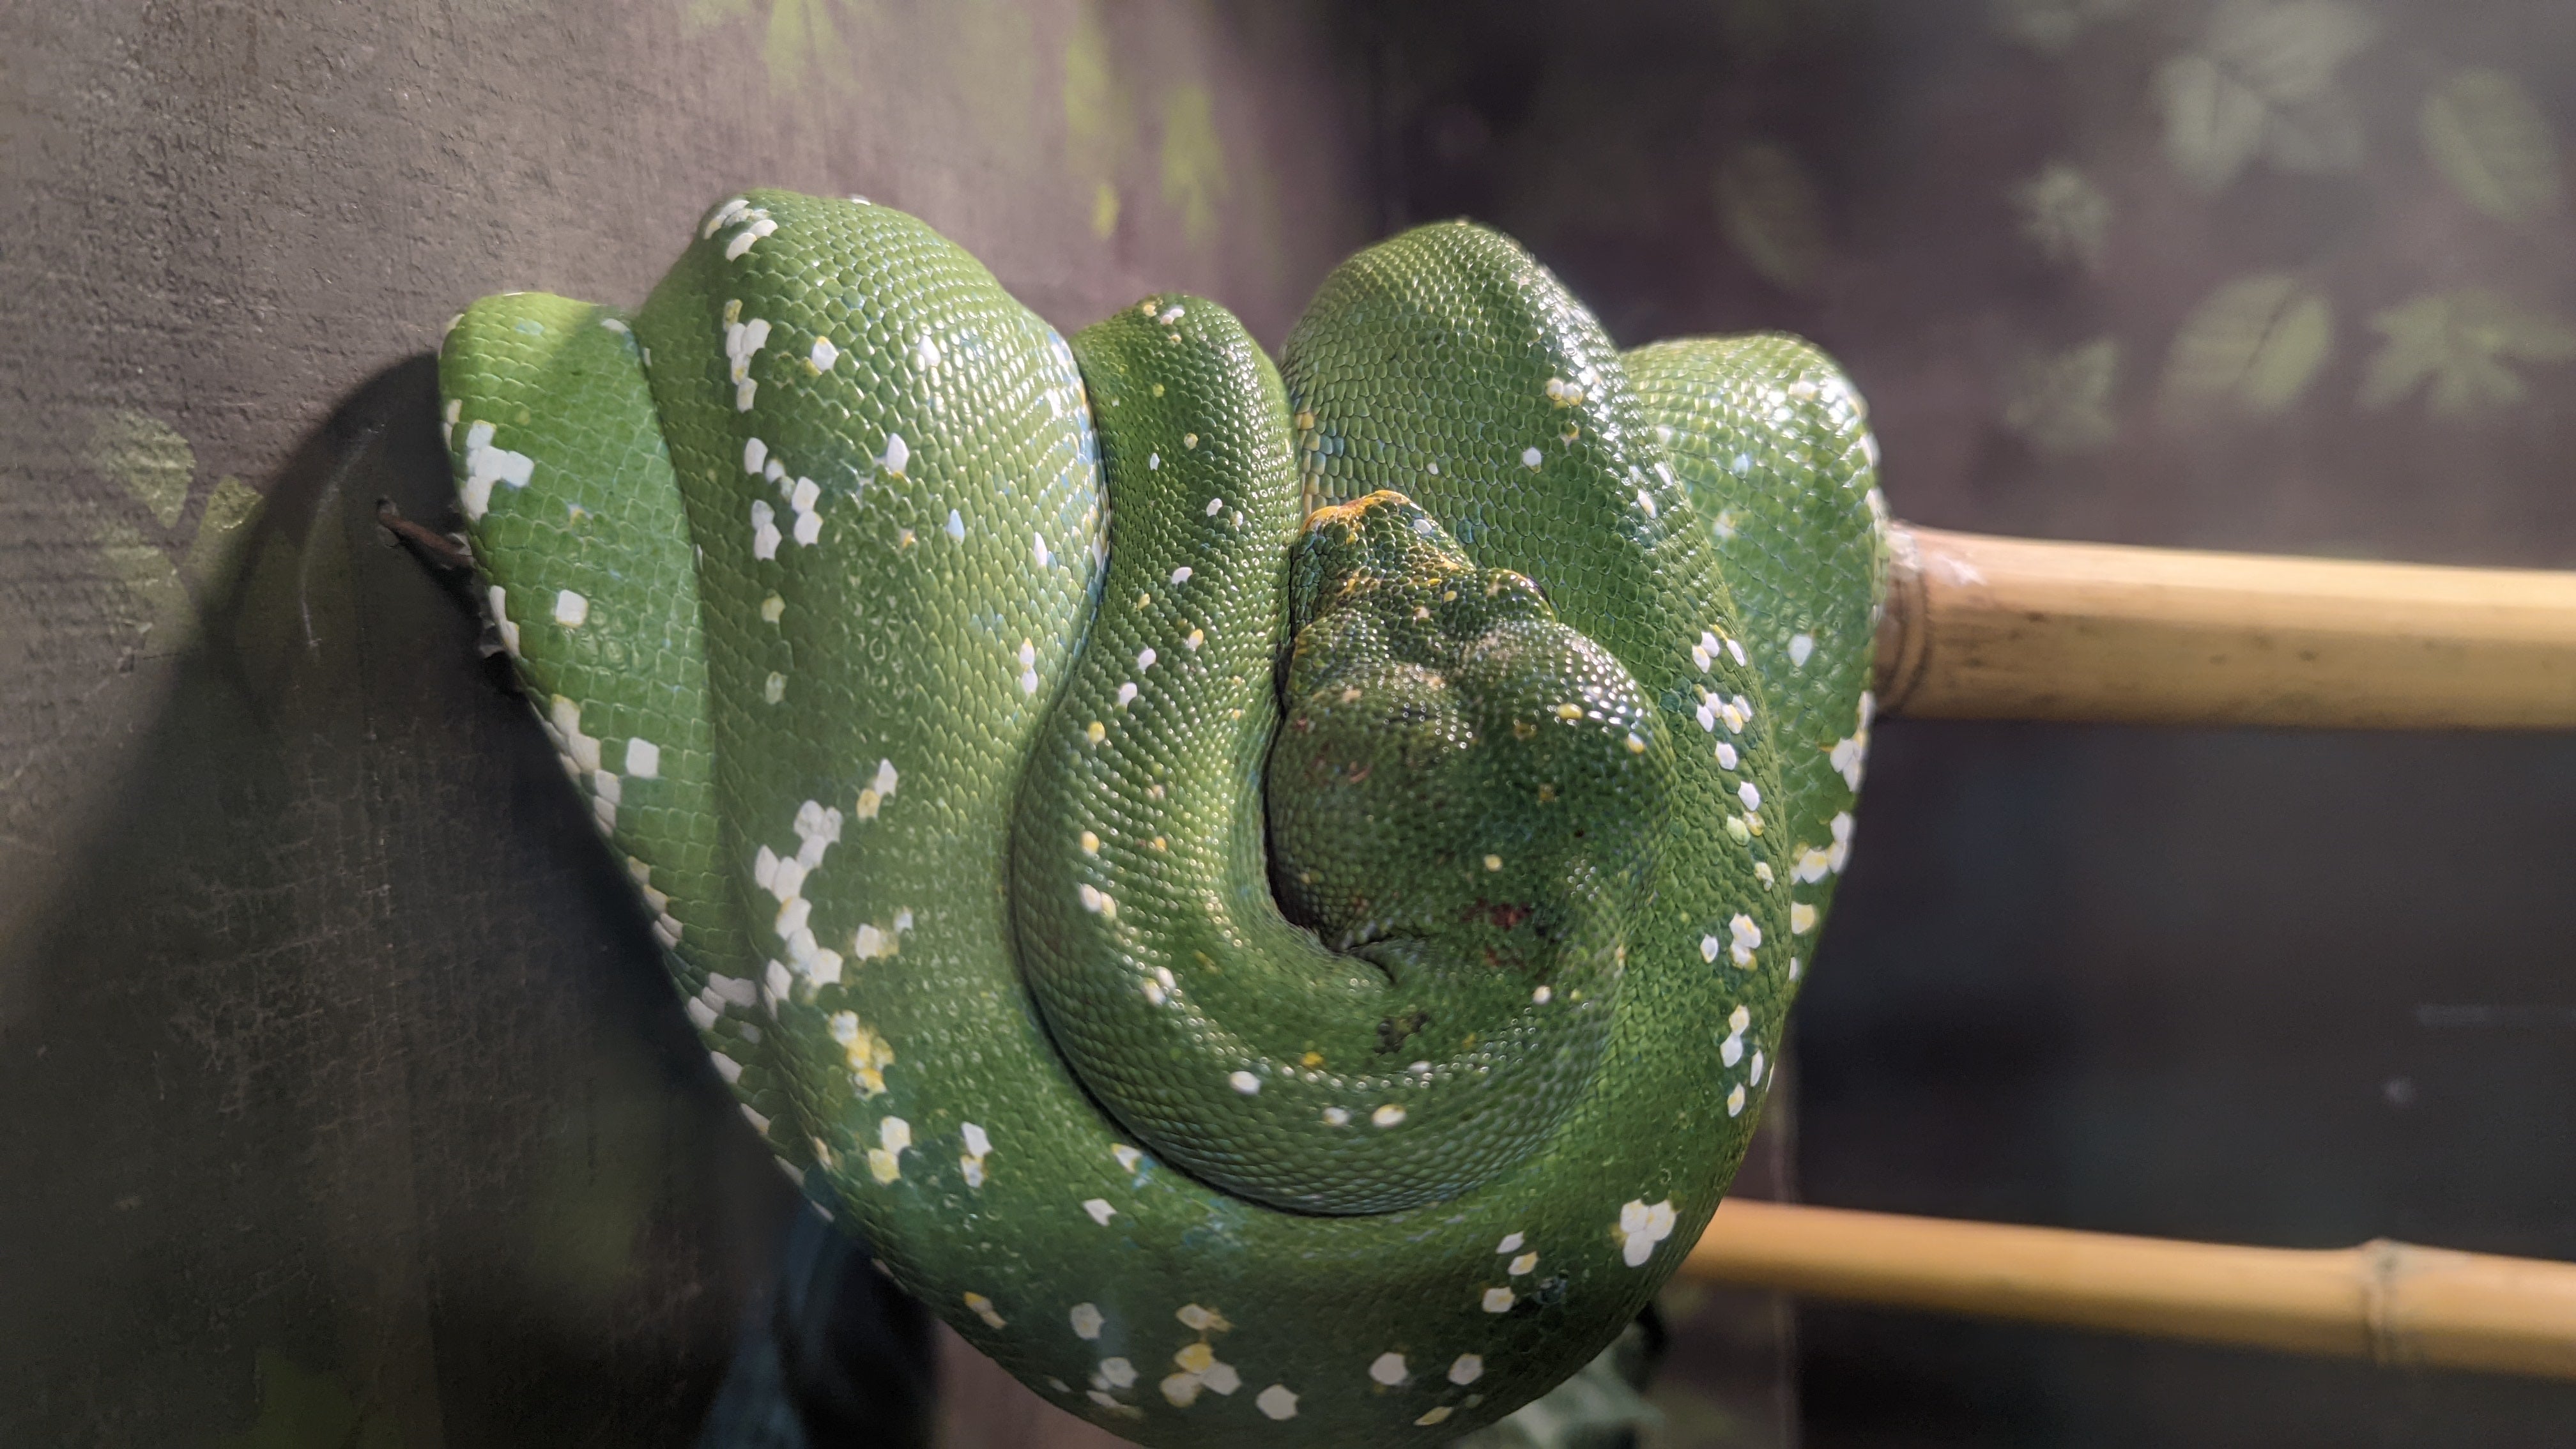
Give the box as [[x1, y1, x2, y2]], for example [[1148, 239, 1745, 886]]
[[438, 189, 1887, 1446]]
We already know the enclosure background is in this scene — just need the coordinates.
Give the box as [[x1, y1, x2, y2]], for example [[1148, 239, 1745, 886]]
[[4, 2, 2573, 1446]]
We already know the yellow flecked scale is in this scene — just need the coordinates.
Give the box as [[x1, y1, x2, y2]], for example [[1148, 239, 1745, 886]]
[[438, 190, 1887, 1447]]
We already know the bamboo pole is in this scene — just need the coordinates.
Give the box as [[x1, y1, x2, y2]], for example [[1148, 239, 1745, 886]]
[[1683, 1199, 2576, 1379], [1874, 523, 2576, 729]]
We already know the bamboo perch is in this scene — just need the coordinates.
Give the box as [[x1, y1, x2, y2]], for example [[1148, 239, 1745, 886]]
[[1683, 1199, 2576, 1379], [1874, 523, 2576, 729]]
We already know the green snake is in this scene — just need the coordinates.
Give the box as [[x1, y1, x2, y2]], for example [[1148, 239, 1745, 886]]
[[438, 190, 1886, 1446]]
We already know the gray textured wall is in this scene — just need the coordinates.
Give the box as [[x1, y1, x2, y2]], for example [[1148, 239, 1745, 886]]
[[0, 6, 1370, 1445]]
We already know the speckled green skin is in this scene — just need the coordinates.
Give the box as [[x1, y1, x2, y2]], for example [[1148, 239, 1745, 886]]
[[438, 191, 1884, 1448]]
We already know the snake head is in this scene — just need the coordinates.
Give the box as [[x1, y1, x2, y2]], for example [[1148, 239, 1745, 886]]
[[1273, 489, 1675, 1000]]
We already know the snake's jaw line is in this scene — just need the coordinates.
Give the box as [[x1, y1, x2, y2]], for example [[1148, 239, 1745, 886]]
[[441, 190, 1886, 1446]]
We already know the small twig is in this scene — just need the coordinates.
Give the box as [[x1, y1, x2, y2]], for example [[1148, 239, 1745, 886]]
[[376, 498, 474, 571]]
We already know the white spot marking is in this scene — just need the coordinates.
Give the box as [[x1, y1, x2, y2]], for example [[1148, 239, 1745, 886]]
[[867, 1116, 910, 1184], [457, 421, 533, 521], [1729, 914, 1763, 963], [1616, 1199, 1678, 1266]]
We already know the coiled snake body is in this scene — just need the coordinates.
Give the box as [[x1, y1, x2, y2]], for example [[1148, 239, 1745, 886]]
[[440, 190, 1885, 1446]]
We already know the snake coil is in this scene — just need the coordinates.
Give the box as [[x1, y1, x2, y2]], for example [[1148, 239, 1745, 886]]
[[440, 190, 1886, 1446]]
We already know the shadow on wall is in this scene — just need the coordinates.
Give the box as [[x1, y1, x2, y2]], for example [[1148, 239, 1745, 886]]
[[0, 357, 799, 1448]]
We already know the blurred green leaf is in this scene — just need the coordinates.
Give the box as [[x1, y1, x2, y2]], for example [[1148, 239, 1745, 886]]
[[1647, 1382, 1762, 1449], [2206, 0, 2377, 102], [184, 475, 263, 592], [1988, 0, 2139, 52], [84, 408, 194, 528], [1452, 1327, 1662, 1449], [1160, 82, 1227, 250], [2011, 162, 2112, 271], [2007, 337, 2122, 452], [2154, 0, 2375, 190], [218, 1349, 402, 1449], [2161, 273, 2334, 420], [1715, 142, 1826, 295], [2156, 53, 2267, 190], [1062, 5, 1132, 239], [2358, 289, 2576, 415], [683, 0, 882, 97], [2422, 68, 2564, 222]]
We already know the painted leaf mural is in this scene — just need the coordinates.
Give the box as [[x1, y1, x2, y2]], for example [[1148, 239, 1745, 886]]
[[1062, 6, 1133, 239], [79, 409, 261, 660], [1988, 0, 2141, 51], [1716, 141, 1828, 293], [2160, 273, 2334, 421], [2358, 289, 2576, 415], [2005, 337, 2122, 453], [2421, 68, 2564, 222], [84, 410, 192, 528], [2012, 163, 2112, 272], [1159, 82, 1227, 249], [2154, 0, 2376, 190]]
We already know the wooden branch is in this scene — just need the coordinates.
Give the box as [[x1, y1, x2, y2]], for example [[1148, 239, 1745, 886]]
[[1874, 523, 2576, 729], [1684, 1199, 2576, 1379]]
